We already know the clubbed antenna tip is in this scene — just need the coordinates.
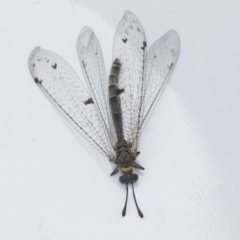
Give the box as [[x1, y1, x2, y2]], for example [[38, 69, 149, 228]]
[[122, 183, 128, 216], [121, 182, 143, 218], [132, 183, 143, 218]]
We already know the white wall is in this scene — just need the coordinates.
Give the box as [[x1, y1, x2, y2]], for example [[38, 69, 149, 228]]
[[0, 0, 239, 239]]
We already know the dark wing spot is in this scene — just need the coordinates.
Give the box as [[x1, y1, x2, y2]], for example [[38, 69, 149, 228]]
[[84, 98, 94, 105], [168, 63, 173, 69], [46, 59, 50, 63], [33, 63, 35, 67], [128, 25, 133, 29], [122, 38, 128, 43], [95, 52, 97, 55], [141, 41, 147, 50], [37, 58, 42, 62], [154, 55, 157, 59], [52, 63, 57, 69], [137, 27, 140, 32], [34, 77, 42, 84]]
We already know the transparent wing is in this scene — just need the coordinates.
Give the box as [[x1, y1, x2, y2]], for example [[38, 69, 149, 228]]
[[112, 11, 147, 152], [28, 47, 115, 159], [77, 26, 117, 149], [132, 30, 180, 152]]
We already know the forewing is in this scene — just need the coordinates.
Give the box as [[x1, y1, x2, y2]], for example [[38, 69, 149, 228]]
[[28, 47, 115, 159], [113, 11, 147, 149], [77, 27, 116, 148], [132, 30, 180, 152]]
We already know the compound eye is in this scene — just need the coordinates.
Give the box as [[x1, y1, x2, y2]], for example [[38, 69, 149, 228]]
[[132, 174, 138, 182], [119, 176, 126, 184]]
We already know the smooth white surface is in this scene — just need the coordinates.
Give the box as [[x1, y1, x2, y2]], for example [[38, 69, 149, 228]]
[[0, 0, 240, 239]]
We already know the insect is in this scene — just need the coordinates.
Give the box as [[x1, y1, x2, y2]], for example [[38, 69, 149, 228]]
[[28, 11, 180, 218]]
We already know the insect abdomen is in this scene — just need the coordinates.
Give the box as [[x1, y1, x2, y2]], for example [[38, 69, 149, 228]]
[[109, 59, 124, 140]]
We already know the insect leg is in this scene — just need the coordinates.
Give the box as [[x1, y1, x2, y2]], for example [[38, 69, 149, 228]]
[[132, 162, 144, 170], [110, 166, 119, 176]]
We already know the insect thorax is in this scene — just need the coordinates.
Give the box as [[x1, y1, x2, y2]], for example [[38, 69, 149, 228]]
[[116, 140, 134, 168]]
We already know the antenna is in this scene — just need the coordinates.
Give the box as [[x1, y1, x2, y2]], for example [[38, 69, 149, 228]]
[[122, 183, 128, 216], [132, 183, 143, 218]]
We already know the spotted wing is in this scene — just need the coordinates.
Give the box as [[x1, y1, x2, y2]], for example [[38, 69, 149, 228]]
[[132, 30, 180, 152], [77, 26, 117, 149], [130, 30, 180, 151], [113, 11, 180, 154], [112, 11, 147, 152], [142, 30, 180, 133], [28, 47, 115, 159]]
